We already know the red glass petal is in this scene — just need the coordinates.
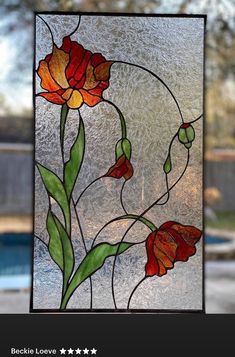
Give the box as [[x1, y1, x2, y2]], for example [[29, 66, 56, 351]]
[[61, 36, 71, 53], [166, 228, 196, 262], [105, 155, 128, 179], [65, 42, 85, 79], [74, 75, 86, 89], [171, 223, 202, 247], [37, 92, 66, 105], [123, 159, 134, 180], [79, 89, 102, 107], [159, 221, 176, 230], [91, 53, 106, 67], [74, 50, 92, 82], [45, 53, 52, 63], [88, 81, 109, 97], [145, 232, 159, 277]]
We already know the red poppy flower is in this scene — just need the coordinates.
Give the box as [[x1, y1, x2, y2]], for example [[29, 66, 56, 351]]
[[145, 221, 202, 277], [36, 36, 113, 109], [105, 154, 133, 180]]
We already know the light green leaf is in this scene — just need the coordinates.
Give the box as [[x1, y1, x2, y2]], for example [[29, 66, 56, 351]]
[[122, 138, 132, 160], [186, 126, 195, 142], [184, 142, 192, 149], [178, 125, 195, 145], [64, 117, 85, 200], [163, 155, 172, 174], [115, 138, 132, 160], [178, 128, 189, 144], [60, 241, 133, 309], [36, 162, 70, 234]]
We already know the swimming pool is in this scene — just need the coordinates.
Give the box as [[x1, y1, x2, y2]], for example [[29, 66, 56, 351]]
[[0, 233, 32, 289], [0, 232, 231, 290], [205, 235, 230, 245]]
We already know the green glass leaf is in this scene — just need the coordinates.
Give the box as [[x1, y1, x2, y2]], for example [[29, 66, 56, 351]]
[[115, 138, 132, 160], [36, 162, 70, 234], [115, 139, 123, 160], [186, 125, 195, 142], [178, 125, 195, 145], [64, 117, 85, 200], [184, 142, 192, 149], [178, 128, 189, 144], [52, 213, 74, 294], [60, 241, 133, 309], [122, 138, 132, 160], [163, 155, 172, 174], [47, 211, 64, 271]]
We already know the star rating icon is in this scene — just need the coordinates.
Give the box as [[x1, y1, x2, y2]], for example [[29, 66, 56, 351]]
[[59, 347, 97, 355]]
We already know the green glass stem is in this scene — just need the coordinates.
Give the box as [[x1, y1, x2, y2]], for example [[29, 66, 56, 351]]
[[103, 99, 127, 139], [121, 214, 156, 232], [60, 103, 69, 161]]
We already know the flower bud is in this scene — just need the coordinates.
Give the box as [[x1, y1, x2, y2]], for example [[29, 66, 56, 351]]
[[178, 123, 195, 148], [115, 138, 132, 160]]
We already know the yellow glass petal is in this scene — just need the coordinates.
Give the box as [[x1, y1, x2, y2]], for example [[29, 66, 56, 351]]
[[67, 90, 83, 109], [49, 46, 69, 89]]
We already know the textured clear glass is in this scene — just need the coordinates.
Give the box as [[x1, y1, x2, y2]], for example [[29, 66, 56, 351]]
[[33, 14, 204, 311]]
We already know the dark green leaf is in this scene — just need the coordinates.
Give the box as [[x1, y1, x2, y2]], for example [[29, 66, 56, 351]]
[[47, 210, 63, 271], [36, 162, 70, 234], [52, 213, 74, 294], [115, 139, 123, 160], [61, 241, 133, 309], [64, 117, 85, 200]]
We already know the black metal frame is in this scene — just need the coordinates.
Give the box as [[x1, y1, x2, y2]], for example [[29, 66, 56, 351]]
[[31, 12, 207, 314]]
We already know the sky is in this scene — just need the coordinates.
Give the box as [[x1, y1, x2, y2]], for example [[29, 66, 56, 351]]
[[0, 0, 234, 115], [0, 39, 32, 115], [0, 7, 33, 115]]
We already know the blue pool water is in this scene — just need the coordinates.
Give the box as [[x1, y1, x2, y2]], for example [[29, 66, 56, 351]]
[[0, 233, 32, 289], [0, 232, 230, 290], [205, 235, 229, 245]]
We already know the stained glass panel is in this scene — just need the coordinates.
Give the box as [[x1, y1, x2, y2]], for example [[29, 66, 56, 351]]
[[32, 13, 205, 312]]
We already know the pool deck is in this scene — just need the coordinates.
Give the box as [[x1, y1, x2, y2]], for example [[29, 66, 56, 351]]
[[206, 260, 235, 313], [0, 290, 30, 313], [0, 260, 235, 313], [0, 215, 32, 234]]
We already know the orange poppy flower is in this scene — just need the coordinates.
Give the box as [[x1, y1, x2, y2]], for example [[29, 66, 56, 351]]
[[36, 36, 113, 109], [105, 154, 133, 181], [145, 221, 202, 277]]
